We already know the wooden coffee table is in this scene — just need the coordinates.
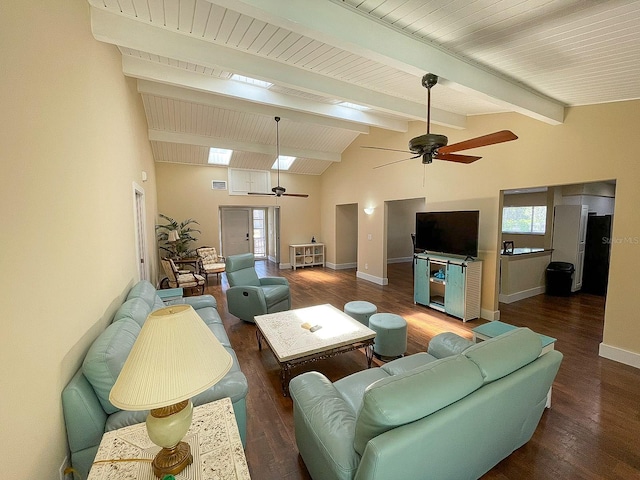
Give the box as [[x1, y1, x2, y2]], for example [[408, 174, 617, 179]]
[[255, 304, 376, 396]]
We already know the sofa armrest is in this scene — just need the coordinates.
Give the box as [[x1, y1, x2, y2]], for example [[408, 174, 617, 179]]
[[183, 294, 217, 310], [427, 332, 475, 358], [259, 276, 289, 286], [290, 372, 360, 480], [62, 370, 107, 455]]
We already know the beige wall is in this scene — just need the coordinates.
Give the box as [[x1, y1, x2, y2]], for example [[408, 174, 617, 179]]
[[320, 101, 640, 356], [0, 1, 157, 478], [155, 162, 322, 270]]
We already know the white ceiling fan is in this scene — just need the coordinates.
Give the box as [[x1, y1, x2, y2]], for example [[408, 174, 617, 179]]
[[248, 116, 309, 198]]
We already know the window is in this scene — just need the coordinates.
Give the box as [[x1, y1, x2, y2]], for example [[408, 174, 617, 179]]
[[272, 155, 296, 171], [502, 206, 547, 234], [253, 209, 266, 258], [208, 148, 232, 165]]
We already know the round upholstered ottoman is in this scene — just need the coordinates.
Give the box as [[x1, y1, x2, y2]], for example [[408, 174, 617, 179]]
[[344, 301, 377, 326], [368, 313, 407, 359]]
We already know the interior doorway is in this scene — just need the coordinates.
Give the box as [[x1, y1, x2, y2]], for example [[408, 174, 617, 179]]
[[335, 204, 358, 269], [133, 183, 149, 281], [496, 180, 616, 328], [384, 197, 426, 282]]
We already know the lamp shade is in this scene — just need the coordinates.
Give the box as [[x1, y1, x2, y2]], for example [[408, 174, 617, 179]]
[[109, 305, 232, 410], [168, 230, 180, 242]]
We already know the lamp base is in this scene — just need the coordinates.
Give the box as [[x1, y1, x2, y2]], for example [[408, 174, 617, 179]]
[[152, 441, 193, 478]]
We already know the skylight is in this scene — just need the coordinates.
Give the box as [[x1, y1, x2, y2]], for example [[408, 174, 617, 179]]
[[272, 155, 296, 171], [230, 74, 273, 89], [338, 101, 370, 111], [208, 148, 233, 165]]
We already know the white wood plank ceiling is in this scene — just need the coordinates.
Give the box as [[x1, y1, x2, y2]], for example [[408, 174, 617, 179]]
[[88, 0, 640, 174]]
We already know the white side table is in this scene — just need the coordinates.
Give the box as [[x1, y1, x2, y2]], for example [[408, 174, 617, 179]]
[[88, 397, 250, 480]]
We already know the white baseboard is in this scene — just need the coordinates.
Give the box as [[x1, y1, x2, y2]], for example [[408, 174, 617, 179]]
[[387, 256, 412, 264], [326, 262, 357, 270], [356, 270, 388, 285], [498, 286, 545, 304], [599, 342, 640, 369], [481, 308, 500, 321]]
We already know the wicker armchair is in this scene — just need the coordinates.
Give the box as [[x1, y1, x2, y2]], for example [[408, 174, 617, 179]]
[[196, 247, 226, 284], [160, 257, 205, 294]]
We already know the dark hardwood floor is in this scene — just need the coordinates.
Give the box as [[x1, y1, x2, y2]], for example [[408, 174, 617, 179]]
[[201, 261, 640, 479]]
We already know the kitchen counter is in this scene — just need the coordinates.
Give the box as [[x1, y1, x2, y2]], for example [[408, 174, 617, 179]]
[[503, 247, 549, 255], [499, 248, 553, 303]]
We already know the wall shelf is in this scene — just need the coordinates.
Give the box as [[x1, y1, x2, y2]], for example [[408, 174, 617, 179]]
[[290, 243, 325, 270]]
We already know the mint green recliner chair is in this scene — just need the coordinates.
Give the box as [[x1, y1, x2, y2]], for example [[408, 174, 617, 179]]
[[225, 253, 291, 323]]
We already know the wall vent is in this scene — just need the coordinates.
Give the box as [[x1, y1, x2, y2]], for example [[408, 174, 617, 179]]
[[212, 180, 227, 190]]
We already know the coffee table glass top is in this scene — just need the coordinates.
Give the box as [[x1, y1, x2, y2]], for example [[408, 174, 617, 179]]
[[255, 304, 376, 362]]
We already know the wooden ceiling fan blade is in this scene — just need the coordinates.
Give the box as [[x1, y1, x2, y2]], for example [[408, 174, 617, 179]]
[[373, 154, 422, 169], [247, 192, 275, 196], [361, 146, 413, 154], [438, 130, 518, 154], [435, 153, 482, 164], [282, 193, 309, 198]]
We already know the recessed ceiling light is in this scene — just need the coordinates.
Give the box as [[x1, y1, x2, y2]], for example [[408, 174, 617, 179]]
[[272, 155, 296, 171], [338, 101, 370, 111], [208, 148, 233, 165], [230, 74, 273, 89]]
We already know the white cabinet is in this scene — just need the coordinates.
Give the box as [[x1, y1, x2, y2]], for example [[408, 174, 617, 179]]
[[552, 205, 588, 292], [290, 243, 325, 270], [414, 254, 482, 322], [228, 168, 269, 195]]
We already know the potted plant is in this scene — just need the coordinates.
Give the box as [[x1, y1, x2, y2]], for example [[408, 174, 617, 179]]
[[156, 214, 201, 259]]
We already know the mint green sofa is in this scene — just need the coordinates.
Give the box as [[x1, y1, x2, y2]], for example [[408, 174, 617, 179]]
[[289, 328, 562, 480], [61, 280, 248, 480]]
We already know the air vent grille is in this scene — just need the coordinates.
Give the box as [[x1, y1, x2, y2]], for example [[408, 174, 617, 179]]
[[212, 180, 227, 190]]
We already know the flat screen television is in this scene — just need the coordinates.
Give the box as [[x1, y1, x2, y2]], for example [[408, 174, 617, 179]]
[[415, 211, 480, 258]]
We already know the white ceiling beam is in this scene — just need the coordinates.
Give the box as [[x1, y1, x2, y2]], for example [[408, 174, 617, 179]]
[[90, 6, 466, 130], [208, 0, 565, 125], [149, 130, 341, 163], [137, 78, 370, 135]]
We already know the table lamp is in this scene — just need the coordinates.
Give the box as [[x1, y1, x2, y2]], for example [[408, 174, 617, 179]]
[[109, 304, 232, 478]]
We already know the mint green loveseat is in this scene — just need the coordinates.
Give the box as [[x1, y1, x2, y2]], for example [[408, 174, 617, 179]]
[[61, 280, 248, 479], [290, 328, 562, 480]]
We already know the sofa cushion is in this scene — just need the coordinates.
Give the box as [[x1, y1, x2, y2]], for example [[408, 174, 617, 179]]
[[126, 280, 159, 310], [354, 355, 483, 455], [82, 318, 140, 414], [463, 327, 542, 383], [381, 352, 438, 376], [183, 294, 217, 311], [190, 305, 222, 326], [427, 332, 475, 358], [334, 368, 390, 415], [112, 297, 152, 328]]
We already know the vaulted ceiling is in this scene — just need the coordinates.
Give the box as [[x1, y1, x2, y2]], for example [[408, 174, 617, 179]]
[[89, 0, 640, 175]]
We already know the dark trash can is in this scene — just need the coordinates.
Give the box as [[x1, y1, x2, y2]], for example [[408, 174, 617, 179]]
[[546, 262, 575, 296]]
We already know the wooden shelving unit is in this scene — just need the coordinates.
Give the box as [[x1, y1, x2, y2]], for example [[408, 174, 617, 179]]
[[290, 243, 325, 270]]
